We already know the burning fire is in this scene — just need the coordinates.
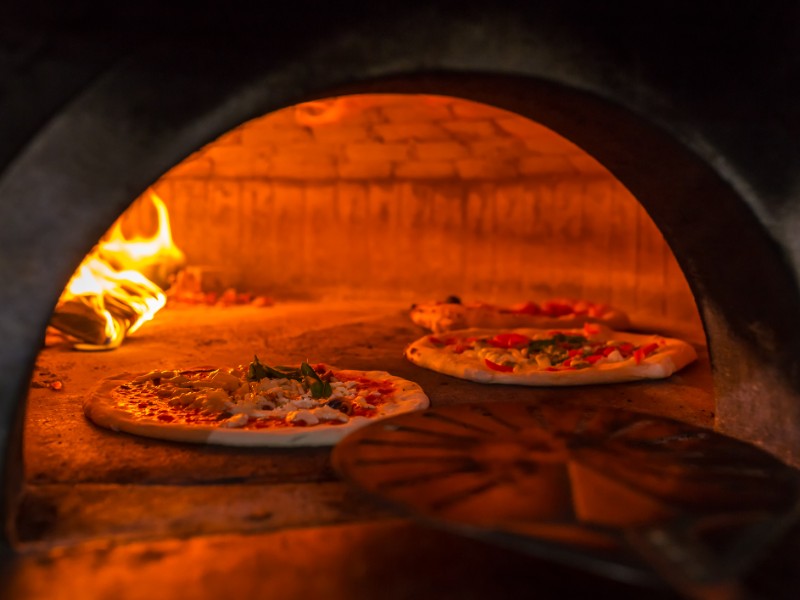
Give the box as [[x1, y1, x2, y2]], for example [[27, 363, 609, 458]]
[[51, 191, 185, 350]]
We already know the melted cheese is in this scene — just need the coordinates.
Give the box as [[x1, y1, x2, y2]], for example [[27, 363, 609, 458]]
[[133, 368, 377, 428]]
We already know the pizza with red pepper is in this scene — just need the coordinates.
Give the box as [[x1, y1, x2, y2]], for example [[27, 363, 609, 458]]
[[404, 324, 696, 385], [410, 296, 630, 334], [84, 358, 429, 446]]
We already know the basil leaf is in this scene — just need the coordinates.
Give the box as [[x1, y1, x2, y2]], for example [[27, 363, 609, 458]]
[[247, 356, 269, 381], [552, 334, 587, 347], [527, 339, 554, 352], [300, 362, 321, 380], [528, 334, 586, 354], [268, 366, 302, 380], [309, 379, 333, 399], [301, 361, 332, 398], [247, 356, 302, 381]]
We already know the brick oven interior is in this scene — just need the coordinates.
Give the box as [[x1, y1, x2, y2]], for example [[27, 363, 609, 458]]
[[2, 3, 800, 598], [17, 92, 717, 593]]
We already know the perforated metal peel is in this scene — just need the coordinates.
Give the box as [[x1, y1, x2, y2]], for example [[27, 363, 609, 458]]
[[332, 402, 800, 593]]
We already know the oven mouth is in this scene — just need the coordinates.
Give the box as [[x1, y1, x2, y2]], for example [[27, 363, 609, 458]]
[[22, 94, 716, 560], [46, 93, 706, 350], [1, 13, 798, 592]]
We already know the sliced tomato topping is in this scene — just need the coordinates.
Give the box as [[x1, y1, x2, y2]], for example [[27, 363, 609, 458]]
[[510, 301, 540, 315], [587, 304, 608, 317], [582, 322, 601, 336], [428, 335, 458, 346], [586, 354, 604, 364], [633, 342, 660, 364], [487, 332, 531, 348], [541, 301, 574, 317], [642, 342, 660, 355], [484, 358, 515, 372]]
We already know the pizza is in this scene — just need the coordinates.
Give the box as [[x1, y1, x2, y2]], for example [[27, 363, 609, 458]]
[[404, 324, 697, 385], [410, 296, 630, 333], [84, 358, 429, 446]]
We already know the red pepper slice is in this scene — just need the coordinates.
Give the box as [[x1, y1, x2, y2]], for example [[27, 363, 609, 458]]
[[641, 342, 660, 355], [510, 301, 540, 315], [586, 354, 604, 364], [633, 343, 659, 364], [583, 322, 601, 336], [484, 358, 514, 372], [541, 301, 574, 317], [488, 333, 531, 349]]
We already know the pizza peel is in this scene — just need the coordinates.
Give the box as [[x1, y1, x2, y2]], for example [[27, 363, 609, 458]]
[[331, 402, 800, 598]]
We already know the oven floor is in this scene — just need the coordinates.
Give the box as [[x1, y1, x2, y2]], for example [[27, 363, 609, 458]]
[[10, 301, 717, 597], [1, 520, 680, 599]]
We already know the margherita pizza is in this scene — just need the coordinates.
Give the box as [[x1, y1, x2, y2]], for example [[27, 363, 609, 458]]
[[404, 324, 696, 385], [410, 297, 630, 333], [84, 358, 429, 446]]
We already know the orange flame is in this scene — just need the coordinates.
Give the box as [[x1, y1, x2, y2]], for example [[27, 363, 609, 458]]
[[53, 191, 185, 350], [99, 192, 185, 286]]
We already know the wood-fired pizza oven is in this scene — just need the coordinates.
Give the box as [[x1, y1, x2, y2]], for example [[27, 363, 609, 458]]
[[1, 2, 800, 598]]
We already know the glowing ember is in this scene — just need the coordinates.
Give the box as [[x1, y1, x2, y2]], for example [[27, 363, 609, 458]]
[[51, 191, 185, 350]]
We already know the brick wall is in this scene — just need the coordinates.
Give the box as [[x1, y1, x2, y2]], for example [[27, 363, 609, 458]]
[[123, 94, 700, 333], [164, 95, 600, 182]]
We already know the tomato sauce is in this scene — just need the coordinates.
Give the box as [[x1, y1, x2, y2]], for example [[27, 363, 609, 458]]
[[111, 367, 395, 429]]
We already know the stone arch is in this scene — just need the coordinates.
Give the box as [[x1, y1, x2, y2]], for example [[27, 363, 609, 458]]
[[2, 7, 799, 549]]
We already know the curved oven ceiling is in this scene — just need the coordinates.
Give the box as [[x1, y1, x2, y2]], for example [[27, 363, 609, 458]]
[[130, 93, 699, 334]]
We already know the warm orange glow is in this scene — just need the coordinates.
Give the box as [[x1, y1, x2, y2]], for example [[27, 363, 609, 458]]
[[53, 191, 184, 350], [294, 98, 346, 125], [99, 192, 185, 282]]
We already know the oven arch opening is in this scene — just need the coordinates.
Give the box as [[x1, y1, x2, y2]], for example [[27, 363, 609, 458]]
[[15, 93, 721, 589], [0, 88, 748, 556], [1, 26, 799, 576], [134, 93, 704, 335]]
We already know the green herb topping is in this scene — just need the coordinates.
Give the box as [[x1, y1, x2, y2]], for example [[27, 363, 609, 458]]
[[247, 355, 333, 399]]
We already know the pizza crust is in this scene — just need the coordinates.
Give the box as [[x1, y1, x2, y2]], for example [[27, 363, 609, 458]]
[[410, 300, 630, 333], [84, 368, 429, 447], [404, 327, 697, 386]]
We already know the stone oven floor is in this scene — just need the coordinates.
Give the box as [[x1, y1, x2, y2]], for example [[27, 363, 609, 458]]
[[6, 301, 717, 598]]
